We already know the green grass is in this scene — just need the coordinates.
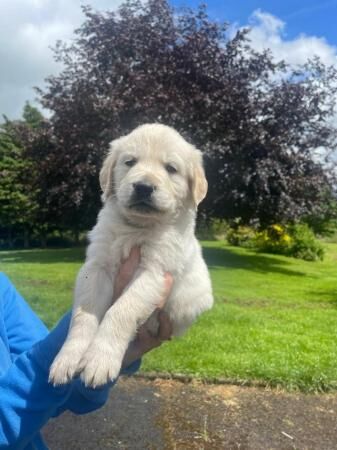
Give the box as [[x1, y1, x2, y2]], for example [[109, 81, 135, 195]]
[[1, 242, 336, 392], [0, 248, 85, 326]]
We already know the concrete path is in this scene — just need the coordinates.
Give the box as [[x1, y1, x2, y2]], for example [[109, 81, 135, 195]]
[[42, 377, 337, 449]]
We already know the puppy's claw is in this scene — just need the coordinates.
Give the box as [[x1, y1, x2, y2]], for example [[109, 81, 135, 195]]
[[49, 360, 75, 386], [49, 346, 87, 385], [79, 343, 122, 388]]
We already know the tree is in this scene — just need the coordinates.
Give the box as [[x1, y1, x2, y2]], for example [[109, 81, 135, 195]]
[[0, 121, 38, 247], [1, 104, 69, 247], [22, 102, 44, 129], [7, 111, 94, 243], [33, 0, 337, 228], [206, 59, 337, 226]]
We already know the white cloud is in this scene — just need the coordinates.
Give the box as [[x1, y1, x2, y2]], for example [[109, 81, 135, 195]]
[[0, 0, 123, 119], [247, 9, 337, 67]]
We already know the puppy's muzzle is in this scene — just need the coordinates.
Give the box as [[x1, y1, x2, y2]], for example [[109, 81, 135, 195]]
[[129, 182, 159, 213]]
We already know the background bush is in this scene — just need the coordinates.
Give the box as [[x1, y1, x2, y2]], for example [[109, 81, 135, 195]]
[[254, 224, 293, 255], [227, 223, 325, 261], [287, 223, 325, 261], [226, 225, 256, 248], [197, 218, 229, 240]]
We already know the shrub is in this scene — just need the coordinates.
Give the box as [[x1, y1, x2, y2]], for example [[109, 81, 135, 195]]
[[197, 218, 229, 240], [227, 226, 256, 248], [227, 223, 325, 261], [254, 224, 293, 255], [288, 223, 325, 261]]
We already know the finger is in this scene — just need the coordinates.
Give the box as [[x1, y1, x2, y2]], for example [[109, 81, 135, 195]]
[[120, 246, 141, 278], [157, 310, 173, 341], [137, 323, 151, 342], [123, 314, 173, 367], [157, 272, 174, 309], [114, 247, 141, 299], [130, 325, 160, 358]]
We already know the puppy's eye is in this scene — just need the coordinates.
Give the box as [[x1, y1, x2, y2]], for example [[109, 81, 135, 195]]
[[165, 164, 177, 174], [125, 158, 137, 167]]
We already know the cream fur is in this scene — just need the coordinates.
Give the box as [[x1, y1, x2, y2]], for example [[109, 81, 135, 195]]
[[49, 124, 213, 387]]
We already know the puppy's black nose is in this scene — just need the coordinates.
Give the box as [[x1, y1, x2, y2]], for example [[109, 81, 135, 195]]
[[133, 182, 155, 198]]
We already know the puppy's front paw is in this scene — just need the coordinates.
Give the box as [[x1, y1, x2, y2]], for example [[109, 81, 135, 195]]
[[78, 342, 123, 388], [49, 344, 88, 386]]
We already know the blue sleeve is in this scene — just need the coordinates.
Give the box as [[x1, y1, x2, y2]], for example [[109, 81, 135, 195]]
[[35, 312, 140, 416], [0, 274, 141, 447], [1, 273, 49, 356], [0, 341, 73, 448]]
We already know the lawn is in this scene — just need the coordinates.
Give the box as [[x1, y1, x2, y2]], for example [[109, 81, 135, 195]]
[[1, 241, 336, 392]]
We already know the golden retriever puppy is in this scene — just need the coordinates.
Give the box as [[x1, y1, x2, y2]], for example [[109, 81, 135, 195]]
[[49, 124, 213, 387]]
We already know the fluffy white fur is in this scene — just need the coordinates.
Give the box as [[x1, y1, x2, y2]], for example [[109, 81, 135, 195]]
[[49, 124, 213, 387]]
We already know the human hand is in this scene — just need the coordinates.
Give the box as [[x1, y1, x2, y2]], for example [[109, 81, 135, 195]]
[[113, 247, 174, 369]]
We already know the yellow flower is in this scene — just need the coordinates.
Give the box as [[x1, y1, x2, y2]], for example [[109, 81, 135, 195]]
[[271, 224, 283, 233]]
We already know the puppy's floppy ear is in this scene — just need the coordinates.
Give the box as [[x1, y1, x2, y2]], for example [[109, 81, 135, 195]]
[[190, 151, 208, 207], [99, 141, 118, 202]]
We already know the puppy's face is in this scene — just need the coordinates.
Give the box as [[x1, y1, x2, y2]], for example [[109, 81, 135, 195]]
[[100, 124, 207, 224]]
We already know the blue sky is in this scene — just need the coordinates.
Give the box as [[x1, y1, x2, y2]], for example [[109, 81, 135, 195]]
[[0, 0, 336, 119], [171, 0, 337, 46]]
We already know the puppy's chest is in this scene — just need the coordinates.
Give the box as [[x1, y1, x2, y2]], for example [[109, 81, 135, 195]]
[[109, 230, 187, 275]]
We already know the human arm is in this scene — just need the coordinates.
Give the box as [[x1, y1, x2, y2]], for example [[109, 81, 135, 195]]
[[0, 273, 75, 448], [0, 253, 172, 447], [0, 273, 49, 357]]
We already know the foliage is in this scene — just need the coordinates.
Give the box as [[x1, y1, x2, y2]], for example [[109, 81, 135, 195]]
[[226, 225, 256, 248], [9, 118, 96, 237], [196, 217, 229, 240], [0, 121, 39, 247], [30, 0, 337, 229], [287, 223, 325, 261], [2, 242, 337, 391], [254, 224, 293, 255], [229, 223, 325, 261], [22, 102, 44, 129], [304, 197, 337, 237], [3, 101, 98, 244]]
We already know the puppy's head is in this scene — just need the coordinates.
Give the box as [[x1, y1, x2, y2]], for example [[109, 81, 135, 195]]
[[100, 124, 207, 224]]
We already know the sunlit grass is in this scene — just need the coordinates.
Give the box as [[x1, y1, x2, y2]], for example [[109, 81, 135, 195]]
[[1, 242, 336, 391]]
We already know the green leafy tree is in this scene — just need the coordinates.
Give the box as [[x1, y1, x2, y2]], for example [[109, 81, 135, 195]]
[[0, 123, 38, 247], [22, 102, 44, 129]]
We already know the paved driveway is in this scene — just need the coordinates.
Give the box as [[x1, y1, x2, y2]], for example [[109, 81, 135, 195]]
[[43, 377, 337, 449]]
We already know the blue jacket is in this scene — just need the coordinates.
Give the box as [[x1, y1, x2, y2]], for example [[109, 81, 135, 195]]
[[0, 273, 140, 449]]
